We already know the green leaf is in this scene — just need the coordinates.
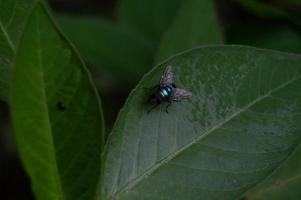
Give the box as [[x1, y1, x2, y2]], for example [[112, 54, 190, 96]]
[[11, 3, 104, 200], [0, 0, 36, 101], [155, 0, 223, 62], [100, 46, 301, 199], [117, 0, 182, 41], [56, 14, 154, 81], [227, 24, 301, 54], [244, 143, 301, 199]]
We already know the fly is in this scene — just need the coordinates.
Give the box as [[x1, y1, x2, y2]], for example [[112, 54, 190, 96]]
[[147, 65, 192, 113]]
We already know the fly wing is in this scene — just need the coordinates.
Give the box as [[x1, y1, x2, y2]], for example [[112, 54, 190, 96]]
[[160, 65, 173, 86], [171, 88, 192, 101]]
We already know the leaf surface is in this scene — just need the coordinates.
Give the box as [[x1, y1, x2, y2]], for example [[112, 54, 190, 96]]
[[11, 3, 104, 200], [244, 142, 301, 199], [0, 0, 35, 101], [101, 46, 301, 200]]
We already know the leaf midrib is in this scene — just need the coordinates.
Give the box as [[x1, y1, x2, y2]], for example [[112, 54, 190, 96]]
[[35, 6, 65, 200], [113, 74, 301, 197]]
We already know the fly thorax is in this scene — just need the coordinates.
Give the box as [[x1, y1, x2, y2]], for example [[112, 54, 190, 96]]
[[159, 85, 174, 100]]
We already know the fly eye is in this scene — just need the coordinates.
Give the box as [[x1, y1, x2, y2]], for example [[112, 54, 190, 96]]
[[57, 101, 66, 111]]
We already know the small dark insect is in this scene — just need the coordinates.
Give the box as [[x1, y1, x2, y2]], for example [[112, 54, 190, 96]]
[[57, 101, 66, 111], [147, 65, 192, 113]]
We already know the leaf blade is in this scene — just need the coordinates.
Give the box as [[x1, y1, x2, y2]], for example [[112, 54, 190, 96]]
[[101, 46, 301, 199], [11, 3, 104, 200], [0, 0, 35, 101], [243, 142, 301, 199]]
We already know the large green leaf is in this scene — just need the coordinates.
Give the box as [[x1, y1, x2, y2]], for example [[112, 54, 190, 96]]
[[56, 15, 154, 81], [0, 0, 35, 101], [100, 46, 301, 199], [155, 0, 223, 62], [117, 0, 182, 41], [11, 2, 104, 200]]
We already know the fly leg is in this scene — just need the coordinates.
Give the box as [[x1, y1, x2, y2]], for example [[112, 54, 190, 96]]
[[165, 101, 172, 113]]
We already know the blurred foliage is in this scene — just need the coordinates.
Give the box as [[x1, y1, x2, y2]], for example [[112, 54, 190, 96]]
[[155, 0, 223, 62], [56, 15, 154, 82], [57, 0, 223, 83], [234, 0, 301, 25], [117, 0, 182, 42], [227, 23, 301, 53], [222, 0, 301, 54]]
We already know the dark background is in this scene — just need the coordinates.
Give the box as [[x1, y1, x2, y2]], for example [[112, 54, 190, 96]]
[[0, 0, 300, 199]]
